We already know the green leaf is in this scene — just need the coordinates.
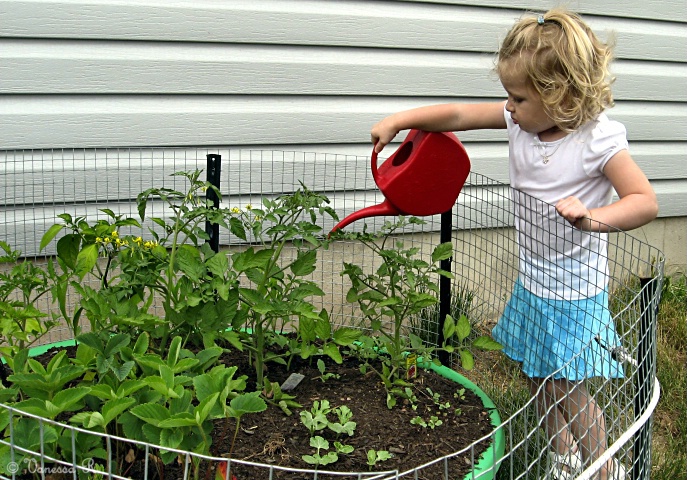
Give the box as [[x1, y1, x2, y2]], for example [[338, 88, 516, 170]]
[[334, 442, 354, 454], [456, 314, 471, 342], [206, 252, 229, 276], [158, 413, 197, 428], [40, 224, 64, 251], [111, 361, 135, 382], [76, 332, 104, 354], [472, 336, 503, 351], [290, 249, 317, 276], [332, 327, 361, 346], [459, 349, 475, 370], [160, 427, 185, 450], [195, 392, 220, 424], [130, 402, 171, 426], [229, 217, 247, 241], [75, 243, 99, 278], [133, 332, 150, 355], [175, 245, 205, 282], [309, 435, 329, 450], [105, 333, 131, 357], [167, 336, 182, 367], [443, 315, 456, 343], [314, 316, 331, 340], [56, 234, 81, 270], [345, 287, 358, 303], [431, 242, 454, 262], [102, 397, 137, 425], [322, 343, 343, 364], [228, 391, 267, 417], [52, 386, 90, 412]]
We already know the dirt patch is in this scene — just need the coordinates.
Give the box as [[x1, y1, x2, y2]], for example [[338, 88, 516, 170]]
[[26, 345, 498, 480]]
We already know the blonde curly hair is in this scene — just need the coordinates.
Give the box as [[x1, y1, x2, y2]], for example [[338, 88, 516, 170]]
[[496, 8, 615, 132]]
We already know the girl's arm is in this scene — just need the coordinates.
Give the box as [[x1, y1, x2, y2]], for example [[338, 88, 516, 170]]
[[371, 102, 507, 153], [556, 150, 659, 232]]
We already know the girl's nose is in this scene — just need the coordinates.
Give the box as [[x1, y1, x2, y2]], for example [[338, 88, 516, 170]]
[[505, 99, 515, 112]]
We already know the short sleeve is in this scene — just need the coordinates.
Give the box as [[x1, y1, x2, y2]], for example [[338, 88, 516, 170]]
[[582, 115, 629, 177]]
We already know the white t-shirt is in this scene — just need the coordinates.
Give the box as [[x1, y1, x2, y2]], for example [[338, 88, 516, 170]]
[[505, 107, 629, 300]]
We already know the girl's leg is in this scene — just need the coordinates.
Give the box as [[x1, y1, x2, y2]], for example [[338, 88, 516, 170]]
[[548, 379, 619, 479], [529, 378, 577, 455]]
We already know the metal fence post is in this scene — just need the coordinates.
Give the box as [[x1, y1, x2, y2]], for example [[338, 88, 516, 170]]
[[632, 276, 660, 480], [437, 209, 452, 365], [205, 154, 222, 253]]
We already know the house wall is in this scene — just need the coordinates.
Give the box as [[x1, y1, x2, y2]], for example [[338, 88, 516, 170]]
[[0, 0, 685, 268]]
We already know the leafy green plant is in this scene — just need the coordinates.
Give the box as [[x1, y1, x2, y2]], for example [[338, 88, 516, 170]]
[[336, 217, 455, 407], [410, 414, 443, 429], [0, 241, 58, 365], [40, 170, 241, 354], [302, 436, 339, 467], [300, 400, 332, 436], [327, 405, 357, 437], [226, 186, 340, 389], [225, 391, 268, 458], [366, 449, 392, 470], [440, 313, 502, 370], [315, 358, 340, 382]]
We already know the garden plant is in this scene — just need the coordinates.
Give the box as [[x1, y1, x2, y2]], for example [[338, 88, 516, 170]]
[[0, 170, 502, 480]]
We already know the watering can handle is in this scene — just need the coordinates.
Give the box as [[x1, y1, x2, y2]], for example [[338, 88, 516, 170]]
[[371, 145, 380, 183]]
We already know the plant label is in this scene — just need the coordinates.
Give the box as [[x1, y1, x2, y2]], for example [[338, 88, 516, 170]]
[[281, 373, 305, 391]]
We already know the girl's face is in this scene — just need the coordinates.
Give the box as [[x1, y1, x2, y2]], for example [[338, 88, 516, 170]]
[[499, 65, 562, 139]]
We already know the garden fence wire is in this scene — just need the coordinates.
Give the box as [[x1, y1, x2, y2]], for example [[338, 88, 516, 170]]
[[0, 147, 664, 480]]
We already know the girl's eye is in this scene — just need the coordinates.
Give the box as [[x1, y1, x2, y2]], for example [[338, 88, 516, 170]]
[[513, 97, 524, 103]]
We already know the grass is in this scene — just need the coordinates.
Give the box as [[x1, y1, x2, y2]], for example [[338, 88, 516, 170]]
[[650, 272, 687, 479], [455, 272, 686, 479]]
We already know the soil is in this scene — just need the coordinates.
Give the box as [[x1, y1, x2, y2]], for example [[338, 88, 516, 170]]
[[26, 345, 497, 480]]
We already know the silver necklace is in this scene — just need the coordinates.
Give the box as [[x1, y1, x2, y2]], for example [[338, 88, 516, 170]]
[[532, 136, 566, 164]]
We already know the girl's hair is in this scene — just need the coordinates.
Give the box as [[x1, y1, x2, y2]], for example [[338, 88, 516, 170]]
[[496, 8, 615, 132]]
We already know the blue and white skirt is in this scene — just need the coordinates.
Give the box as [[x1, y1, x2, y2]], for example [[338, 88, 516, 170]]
[[492, 280, 624, 381]]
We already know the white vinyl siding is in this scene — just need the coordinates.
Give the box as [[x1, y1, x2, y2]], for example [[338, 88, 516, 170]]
[[1, 0, 685, 246]]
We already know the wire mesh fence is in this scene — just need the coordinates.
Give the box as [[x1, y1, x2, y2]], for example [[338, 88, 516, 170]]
[[0, 147, 664, 479]]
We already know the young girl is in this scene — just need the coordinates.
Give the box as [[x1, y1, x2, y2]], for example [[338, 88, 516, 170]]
[[371, 8, 657, 480]]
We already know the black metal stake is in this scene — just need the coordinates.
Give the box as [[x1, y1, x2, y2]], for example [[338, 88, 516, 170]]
[[632, 276, 660, 480], [205, 154, 222, 253], [437, 209, 452, 366]]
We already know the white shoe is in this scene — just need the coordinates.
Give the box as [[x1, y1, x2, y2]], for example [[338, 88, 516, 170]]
[[548, 450, 583, 480], [606, 458, 628, 479]]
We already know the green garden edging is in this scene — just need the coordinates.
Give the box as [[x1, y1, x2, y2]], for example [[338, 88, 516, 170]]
[[426, 361, 505, 480]]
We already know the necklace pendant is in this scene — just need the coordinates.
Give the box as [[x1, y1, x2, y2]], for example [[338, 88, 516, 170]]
[[542, 156, 549, 164]]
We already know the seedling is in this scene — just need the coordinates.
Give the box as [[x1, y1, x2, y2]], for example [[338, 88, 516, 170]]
[[366, 449, 392, 470], [410, 415, 443, 429], [302, 436, 353, 467], [300, 400, 331, 436], [327, 405, 356, 437], [316, 359, 340, 382]]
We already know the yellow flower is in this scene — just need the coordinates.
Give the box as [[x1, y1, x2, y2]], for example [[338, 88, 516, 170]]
[[104, 237, 111, 244], [111, 230, 119, 238], [95, 237, 102, 244], [231, 207, 241, 214], [245, 204, 253, 210], [134, 237, 143, 245]]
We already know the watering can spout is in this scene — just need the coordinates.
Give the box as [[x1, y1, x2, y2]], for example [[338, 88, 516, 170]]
[[330, 200, 401, 234]]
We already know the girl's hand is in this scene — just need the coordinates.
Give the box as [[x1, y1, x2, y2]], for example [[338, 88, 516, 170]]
[[370, 117, 400, 153], [556, 196, 594, 230]]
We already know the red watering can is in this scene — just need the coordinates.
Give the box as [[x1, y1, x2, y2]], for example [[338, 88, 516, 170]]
[[330, 129, 471, 233]]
